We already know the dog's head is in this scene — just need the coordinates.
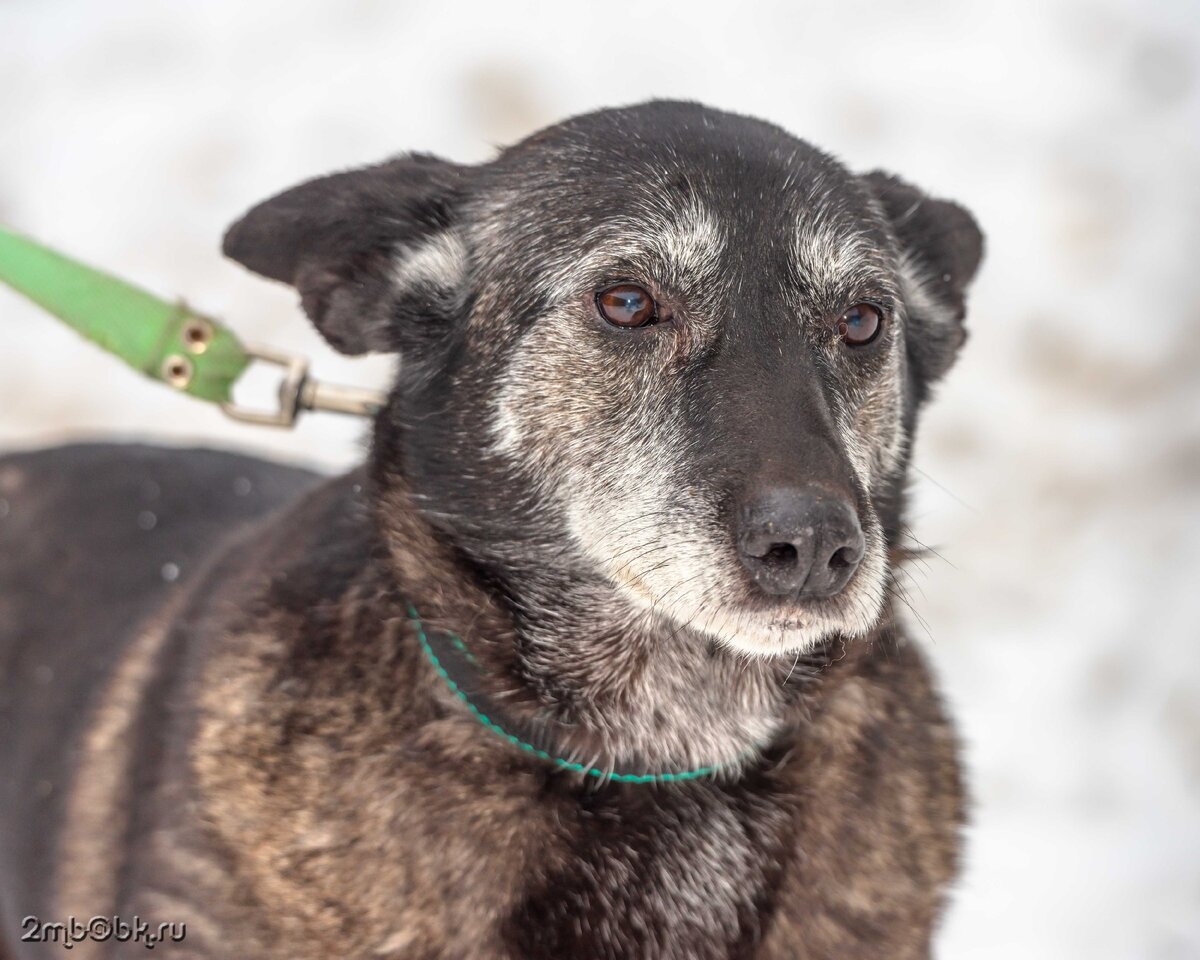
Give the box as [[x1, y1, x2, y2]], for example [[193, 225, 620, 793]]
[[225, 101, 982, 657]]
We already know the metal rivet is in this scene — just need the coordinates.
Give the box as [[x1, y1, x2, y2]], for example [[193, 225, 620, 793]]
[[182, 318, 213, 355], [162, 354, 193, 389]]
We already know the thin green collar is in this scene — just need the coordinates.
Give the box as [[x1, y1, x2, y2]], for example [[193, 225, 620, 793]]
[[407, 603, 733, 784]]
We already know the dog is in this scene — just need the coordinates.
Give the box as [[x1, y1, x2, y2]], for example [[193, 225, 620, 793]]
[[0, 100, 983, 959]]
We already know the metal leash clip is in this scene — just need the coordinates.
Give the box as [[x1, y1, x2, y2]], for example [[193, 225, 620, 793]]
[[0, 225, 388, 430], [220, 346, 387, 427]]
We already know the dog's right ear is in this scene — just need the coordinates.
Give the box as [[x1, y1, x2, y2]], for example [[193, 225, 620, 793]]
[[862, 171, 983, 393], [222, 154, 469, 355]]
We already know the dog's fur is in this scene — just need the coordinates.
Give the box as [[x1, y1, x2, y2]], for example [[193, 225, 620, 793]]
[[0, 101, 983, 958]]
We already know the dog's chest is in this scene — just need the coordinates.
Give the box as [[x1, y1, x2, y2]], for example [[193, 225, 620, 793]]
[[502, 778, 791, 960]]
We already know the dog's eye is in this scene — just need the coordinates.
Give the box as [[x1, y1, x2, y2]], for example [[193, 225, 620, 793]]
[[837, 303, 883, 346], [596, 284, 658, 328]]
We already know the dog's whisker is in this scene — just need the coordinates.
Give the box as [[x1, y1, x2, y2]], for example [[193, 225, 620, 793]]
[[910, 465, 979, 513]]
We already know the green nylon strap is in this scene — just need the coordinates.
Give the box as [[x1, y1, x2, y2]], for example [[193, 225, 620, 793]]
[[0, 225, 250, 404]]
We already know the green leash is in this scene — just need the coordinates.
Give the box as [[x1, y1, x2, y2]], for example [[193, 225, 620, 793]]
[[0, 225, 385, 426]]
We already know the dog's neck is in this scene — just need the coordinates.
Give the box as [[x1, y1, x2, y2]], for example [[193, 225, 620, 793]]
[[374, 474, 847, 777]]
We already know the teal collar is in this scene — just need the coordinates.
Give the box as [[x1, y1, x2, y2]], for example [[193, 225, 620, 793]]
[[407, 603, 736, 784]]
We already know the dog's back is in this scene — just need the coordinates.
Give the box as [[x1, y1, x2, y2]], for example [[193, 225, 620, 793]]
[[0, 444, 319, 935]]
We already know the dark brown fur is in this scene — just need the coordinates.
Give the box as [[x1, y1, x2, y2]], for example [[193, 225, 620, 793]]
[[0, 452, 961, 959], [0, 101, 980, 958]]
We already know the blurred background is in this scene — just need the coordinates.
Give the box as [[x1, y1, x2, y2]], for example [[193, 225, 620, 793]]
[[1, 0, 1197, 955]]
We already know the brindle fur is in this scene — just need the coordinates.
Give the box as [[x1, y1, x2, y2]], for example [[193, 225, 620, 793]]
[[0, 101, 982, 958]]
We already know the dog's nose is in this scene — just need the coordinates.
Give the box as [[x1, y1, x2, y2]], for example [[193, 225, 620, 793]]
[[736, 487, 865, 598]]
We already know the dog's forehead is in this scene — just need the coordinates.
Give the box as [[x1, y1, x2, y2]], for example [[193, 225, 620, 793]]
[[475, 102, 889, 285]]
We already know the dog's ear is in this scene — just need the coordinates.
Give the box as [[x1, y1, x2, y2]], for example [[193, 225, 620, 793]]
[[222, 154, 469, 355], [863, 171, 984, 391]]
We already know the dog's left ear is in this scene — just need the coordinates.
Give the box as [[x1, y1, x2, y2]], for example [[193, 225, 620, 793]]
[[222, 153, 469, 355], [863, 171, 984, 390]]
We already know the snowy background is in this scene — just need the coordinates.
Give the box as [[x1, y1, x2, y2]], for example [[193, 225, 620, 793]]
[[1, 0, 1198, 955]]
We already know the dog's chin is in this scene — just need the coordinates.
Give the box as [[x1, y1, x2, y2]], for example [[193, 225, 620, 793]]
[[683, 597, 880, 658], [617, 563, 888, 660], [719, 614, 860, 658]]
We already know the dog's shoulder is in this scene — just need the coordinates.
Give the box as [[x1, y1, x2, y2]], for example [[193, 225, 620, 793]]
[[757, 631, 965, 957]]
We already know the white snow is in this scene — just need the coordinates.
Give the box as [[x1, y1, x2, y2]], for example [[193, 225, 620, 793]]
[[2, 0, 1198, 955]]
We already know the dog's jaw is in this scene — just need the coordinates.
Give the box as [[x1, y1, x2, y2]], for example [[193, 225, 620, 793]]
[[566, 491, 892, 658]]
